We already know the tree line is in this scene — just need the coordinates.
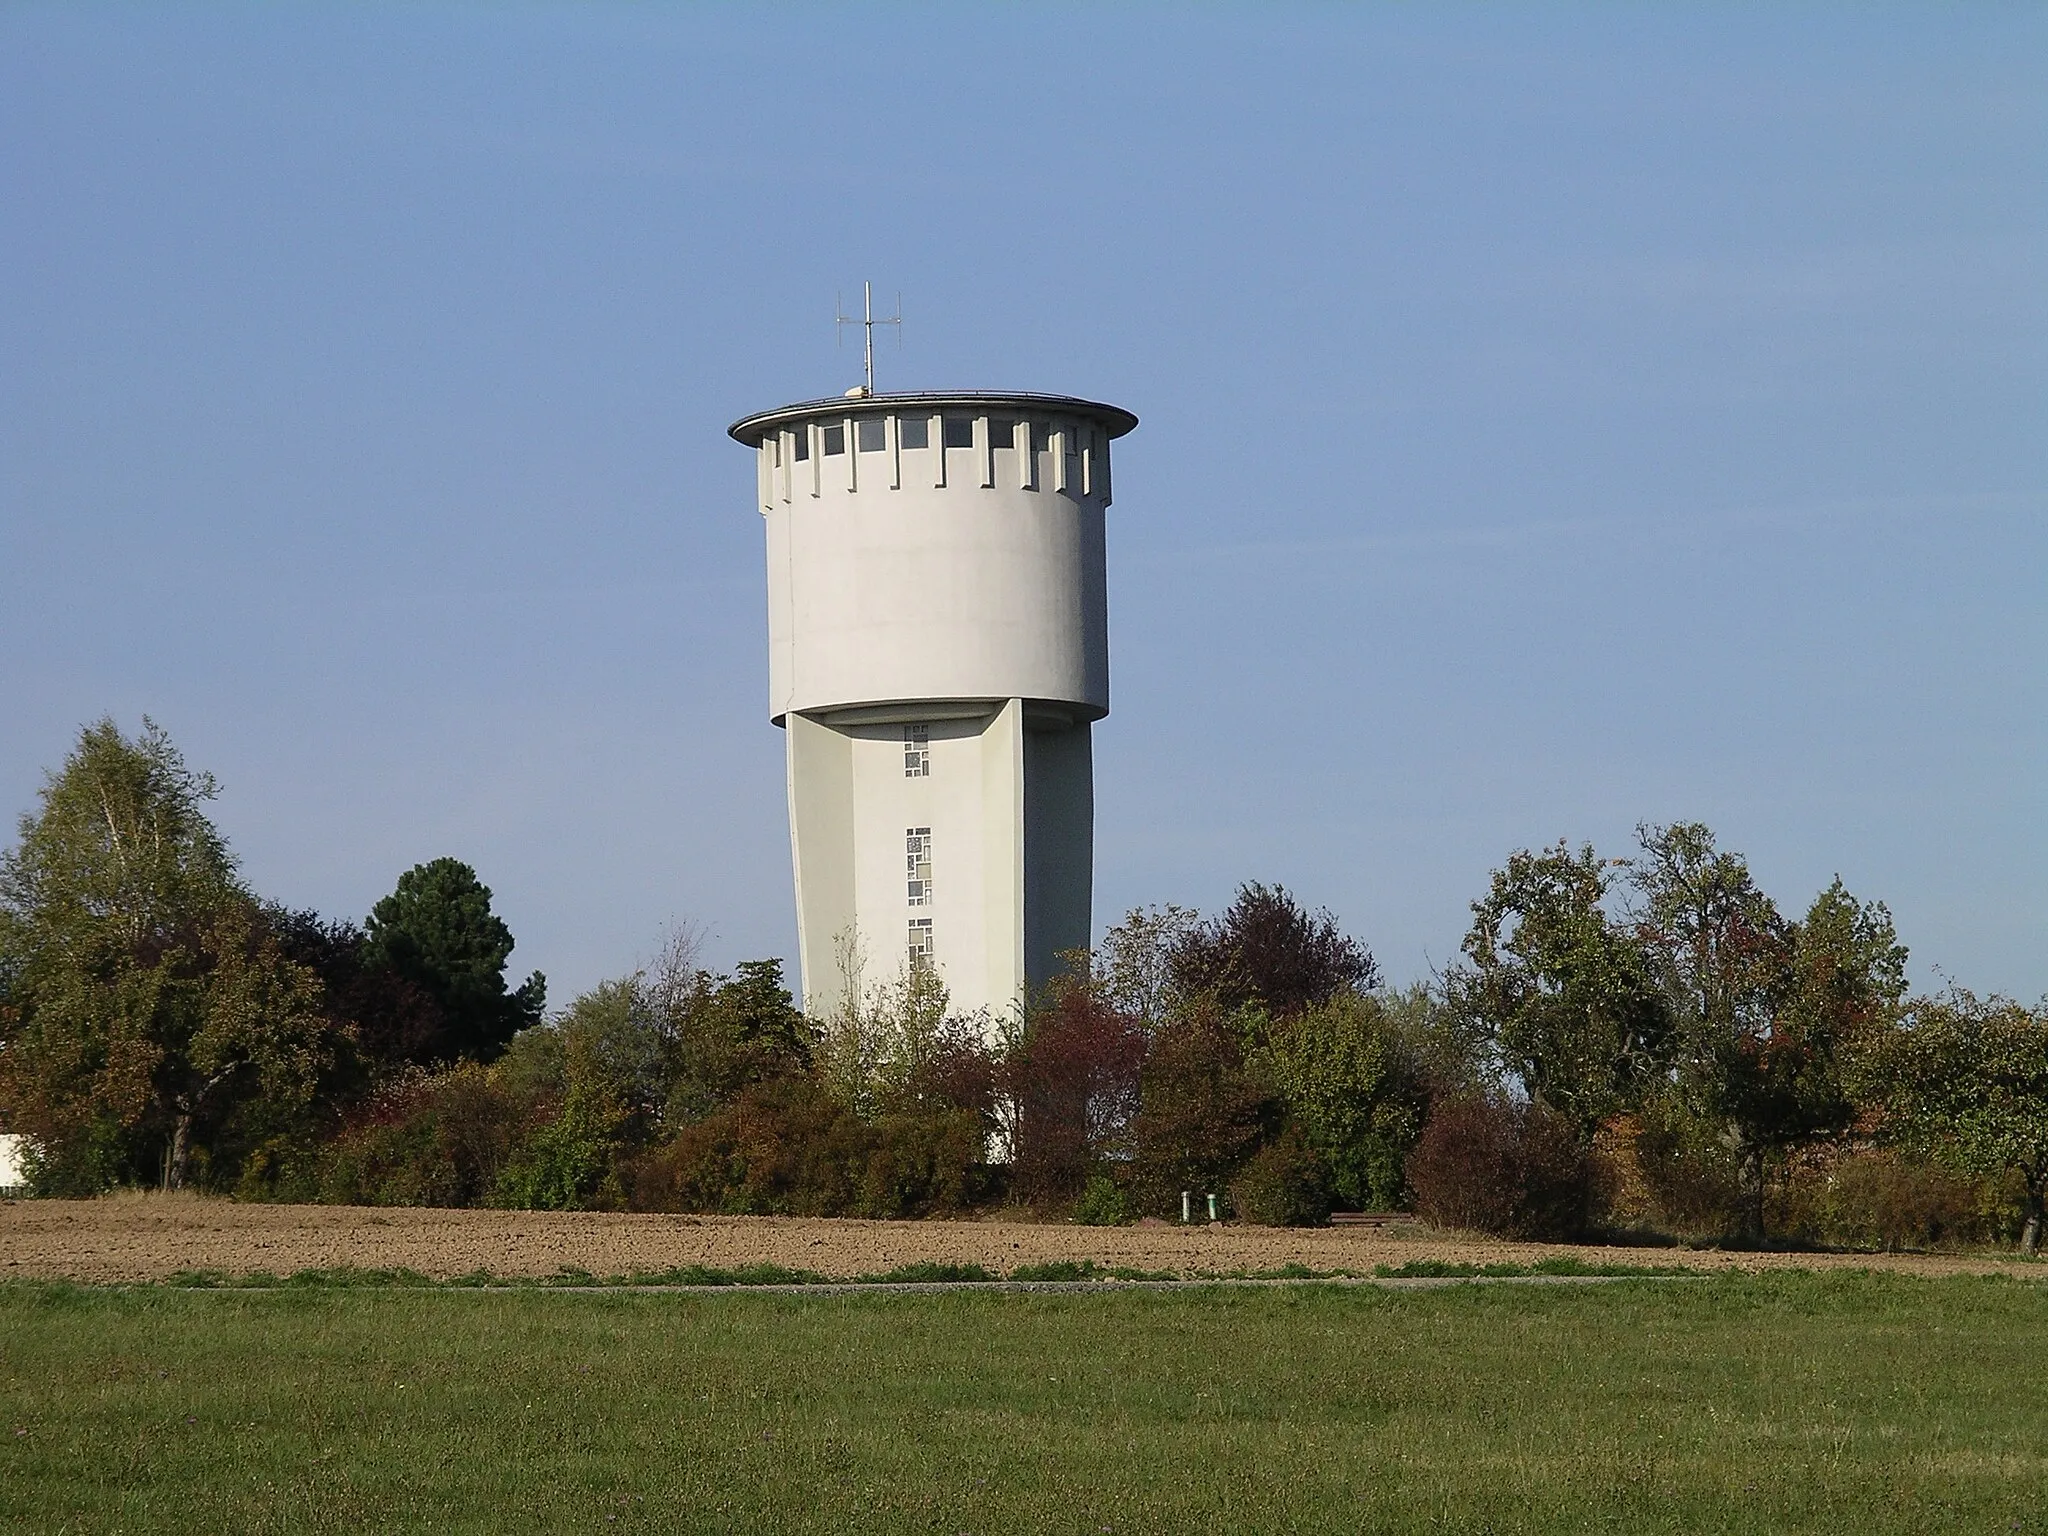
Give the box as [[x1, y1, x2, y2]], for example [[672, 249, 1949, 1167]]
[[2, 718, 2043, 1253]]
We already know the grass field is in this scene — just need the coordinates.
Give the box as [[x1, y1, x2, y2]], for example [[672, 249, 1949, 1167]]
[[1, 1273, 2043, 1533]]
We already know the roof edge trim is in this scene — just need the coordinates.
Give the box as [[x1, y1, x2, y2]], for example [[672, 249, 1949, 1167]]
[[728, 390, 1138, 446]]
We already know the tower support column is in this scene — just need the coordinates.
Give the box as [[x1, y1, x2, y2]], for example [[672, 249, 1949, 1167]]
[[786, 709, 856, 1019], [979, 698, 1026, 1019]]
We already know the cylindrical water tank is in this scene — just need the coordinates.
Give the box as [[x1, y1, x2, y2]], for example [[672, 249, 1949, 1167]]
[[728, 391, 1138, 726]]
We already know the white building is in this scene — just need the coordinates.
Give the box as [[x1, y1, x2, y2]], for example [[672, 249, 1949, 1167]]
[[729, 390, 1138, 1025], [0, 1134, 29, 1194]]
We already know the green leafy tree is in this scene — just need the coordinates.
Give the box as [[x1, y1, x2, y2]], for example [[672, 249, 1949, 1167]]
[[1378, 981, 1495, 1098], [495, 977, 669, 1129], [1861, 989, 2048, 1255], [1629, 822, 1794, 1240], [490, 953, 721, 1209], [1446, 842, 1671, 1140], [0, 719, 334, 1190], [1093, 904, 1200, 1027], [664, 959, 814, 1121], [1258, 991, 1427, 1211], [817, 930, 962, 1120], [490, 955, 818, 1210], [1726, 876, 1907, 1154], [363, 858, 543, 1062], [1630, 823, 1791, 1048], [1630, 823, 1905, 1241]]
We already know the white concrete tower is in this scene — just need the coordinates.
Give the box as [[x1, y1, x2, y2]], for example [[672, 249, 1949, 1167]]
[[729, 391, 1138, 1024]]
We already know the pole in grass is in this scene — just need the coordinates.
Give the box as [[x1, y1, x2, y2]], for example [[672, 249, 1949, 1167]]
[[1207, 1193, 1218, 1223], [1181, 1190, 1191, 1224]]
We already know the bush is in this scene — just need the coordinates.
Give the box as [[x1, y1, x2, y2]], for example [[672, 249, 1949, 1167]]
[[1786, 1149, 1990, 1252], [1229, 1128, 1332, 1227], [314, 1064, 525, 1207], [861, 1108, 988, 1217], [1513, 1107, 1593, 1239], [22, 1116, 128, 1198], [1618, 1104, 1744, 1242], [628, 1074, 864, 1216], [1405, 1097, 1589, 1240], [232, 1133, 326, 1202], [1071, 1169, 1131, 1226], [627, 1074, 988, 1218], [1258, 993, 1427, 1212], [494, 1094, 627, 1211]]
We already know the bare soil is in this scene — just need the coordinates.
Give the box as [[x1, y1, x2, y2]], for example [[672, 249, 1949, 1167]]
[[0, 1193, 2036, 1283]]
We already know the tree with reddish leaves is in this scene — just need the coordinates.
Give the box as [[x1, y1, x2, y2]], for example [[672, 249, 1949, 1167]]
[[1169, 883, 1379, 1023], [1130, 1001, 1274, 1213], [1404, 1094, 1590, 1240], [1005, 981, 1147, 1207]]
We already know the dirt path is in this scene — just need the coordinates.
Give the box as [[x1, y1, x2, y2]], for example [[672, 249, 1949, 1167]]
[[0, 1194, 2035, 1284]]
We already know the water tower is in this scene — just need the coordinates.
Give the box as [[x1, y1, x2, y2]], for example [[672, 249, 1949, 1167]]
[[729, 386, 1138, 1023]]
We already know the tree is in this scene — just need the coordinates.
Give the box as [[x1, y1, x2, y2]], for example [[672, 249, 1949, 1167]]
[[1445, 842, 1671, 1139], [1093, 904, 1200, 1027], [1629, 823, 1905, 1241], [1259, 991, 1428, 1211], [1628, 823, 1793, 1240], [363, 858, 544, 1062], [1169, 883, 1379, 1021], [492, 1010, 633, 1211], [501, 979, 671, 1126], [1862, 989, 2048, 1255], [0, 719, 335, 1190], [815, 931, 969, 1121], [1130, 1002, 1272, 1211], [269, 908, 448, 1074], [663, 958, 814, 1122], [1006, 980, 1148, 1205], [1630, 823, 1791, 1051], [1378, 981, 1495, 1099], [486, 946, 819, 1207], [1720, 877, 1907, 1164]]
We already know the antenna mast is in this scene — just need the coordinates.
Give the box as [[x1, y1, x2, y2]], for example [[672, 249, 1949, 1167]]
[[836, 281, 902, 394]]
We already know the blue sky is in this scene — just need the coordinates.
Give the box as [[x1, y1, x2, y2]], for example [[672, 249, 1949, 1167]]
[[3, 6, 2043, 1005]]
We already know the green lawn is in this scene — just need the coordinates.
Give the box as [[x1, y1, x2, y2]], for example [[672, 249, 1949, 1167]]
[[1, 1274, 2042, 1533]]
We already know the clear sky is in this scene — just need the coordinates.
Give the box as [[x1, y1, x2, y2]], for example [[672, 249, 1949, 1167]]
[[3, 7, 2043, 1006]]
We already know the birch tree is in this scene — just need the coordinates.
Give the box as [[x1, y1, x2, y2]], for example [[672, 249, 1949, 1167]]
[[0, 719, 334, 1191]]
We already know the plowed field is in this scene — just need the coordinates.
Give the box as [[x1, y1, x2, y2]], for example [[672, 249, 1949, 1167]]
[[0, 1193, 2030, 1281]]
